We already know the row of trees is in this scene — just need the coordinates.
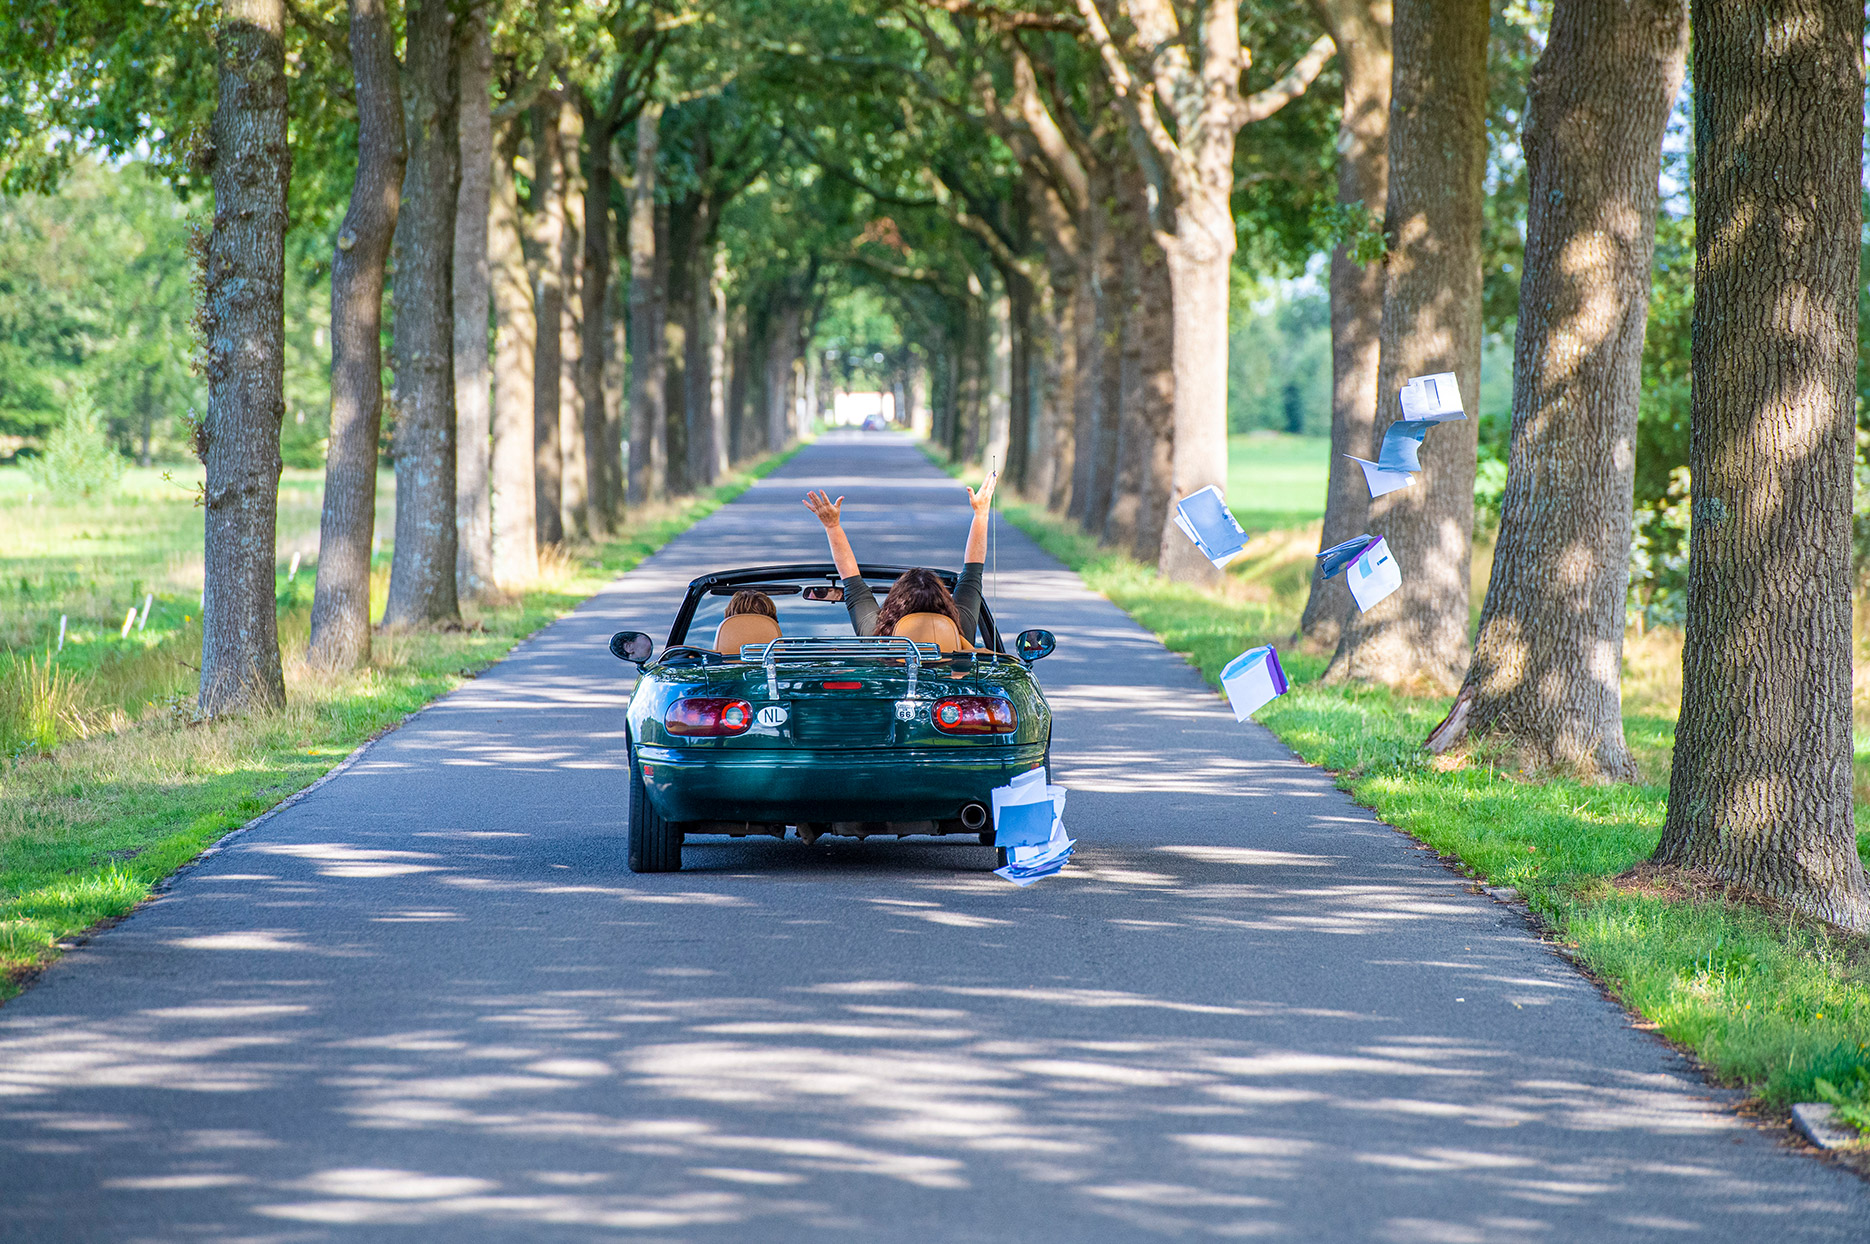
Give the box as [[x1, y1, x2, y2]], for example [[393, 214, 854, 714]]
[[3, 0, 1865, 928]]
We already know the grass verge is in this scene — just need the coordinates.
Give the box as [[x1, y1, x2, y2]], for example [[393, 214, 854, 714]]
[[0, 445, 801, 999], [960, 455, 1870, 1118]]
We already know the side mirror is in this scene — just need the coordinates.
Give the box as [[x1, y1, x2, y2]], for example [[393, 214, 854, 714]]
[[609, 630, 654, 665], [1015, 628, 1056, 662]]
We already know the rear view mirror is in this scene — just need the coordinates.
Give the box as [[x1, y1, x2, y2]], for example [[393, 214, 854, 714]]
[[802, 584, 845, 602], [609, 630, 654, 665], [1015, 629, 1056, 662]]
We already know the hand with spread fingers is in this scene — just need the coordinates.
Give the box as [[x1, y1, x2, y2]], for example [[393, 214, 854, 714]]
[[967, 471, 998, 518], [802, 490, 844, 530]]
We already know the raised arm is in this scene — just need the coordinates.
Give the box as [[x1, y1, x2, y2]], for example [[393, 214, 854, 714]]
[[803, 490, 861, 580], [964, 471, 998, 564]]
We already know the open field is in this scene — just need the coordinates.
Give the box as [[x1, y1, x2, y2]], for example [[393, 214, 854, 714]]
[[1225, 432, 1329, 533], [0, 449, 799, 996]]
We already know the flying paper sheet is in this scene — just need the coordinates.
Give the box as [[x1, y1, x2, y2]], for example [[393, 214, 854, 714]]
[[1316, 534, 1381, 580], [1346, 455, 1415, 499], [1347, 536, 1402, 611], [1221, 644, 1288, 720], [1377, 420, 1430, 473], [1399, 372, 1466, 423], [1171, 485, 1250, 567]]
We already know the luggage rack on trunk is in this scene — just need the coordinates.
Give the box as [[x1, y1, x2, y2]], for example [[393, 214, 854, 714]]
[[740, 635, 941, 700]]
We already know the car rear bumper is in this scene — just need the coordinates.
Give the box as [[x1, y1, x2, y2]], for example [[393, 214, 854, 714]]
[[635, 743, 1047, 823]]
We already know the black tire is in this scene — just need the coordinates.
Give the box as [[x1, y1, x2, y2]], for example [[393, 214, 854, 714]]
[[628, 745, 683, 873]]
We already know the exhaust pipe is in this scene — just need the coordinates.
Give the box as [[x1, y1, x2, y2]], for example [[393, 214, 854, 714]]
[[959, 803, 989, 831]]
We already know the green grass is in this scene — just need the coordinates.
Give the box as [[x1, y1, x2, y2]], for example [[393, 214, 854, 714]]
[[0, 446, 802, 997], [1226, 432, 1330, 533]]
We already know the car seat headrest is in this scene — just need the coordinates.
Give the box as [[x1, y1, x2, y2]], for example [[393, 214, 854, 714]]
[[714, 612, 782, 655], [890, 611, 974, 653]]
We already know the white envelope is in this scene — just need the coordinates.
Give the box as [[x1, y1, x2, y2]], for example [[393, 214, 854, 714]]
[[1348, 537, 1402, 611], [991, 769, 1067, 849], [1399, 372, 1465, 422], [1220, 644, 1288, 721], [1346, 455, 1415, 499]]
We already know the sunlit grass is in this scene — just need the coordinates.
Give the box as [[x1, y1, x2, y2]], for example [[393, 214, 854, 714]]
[[0, 447, 802, 997], [990, 479, 1870, 1112]]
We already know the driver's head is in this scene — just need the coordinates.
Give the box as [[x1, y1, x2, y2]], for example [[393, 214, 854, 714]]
[[875, 568, 961, 636], [725, 590, 777, 619]]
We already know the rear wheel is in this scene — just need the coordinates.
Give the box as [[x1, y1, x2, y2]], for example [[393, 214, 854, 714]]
[[628, 745, 683, 873]]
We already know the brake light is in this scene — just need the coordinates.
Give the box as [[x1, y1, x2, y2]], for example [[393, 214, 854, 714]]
[[822, 681, 863, 690], [665, 697, 754, 737], [931, 696, 1016, 734]]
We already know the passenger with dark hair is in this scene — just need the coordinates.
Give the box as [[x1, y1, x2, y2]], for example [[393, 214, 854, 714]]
[[802, 473, 997, 652]]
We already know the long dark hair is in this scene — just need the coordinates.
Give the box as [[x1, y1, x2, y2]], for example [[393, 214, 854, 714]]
[[875, 567, 962, 636]]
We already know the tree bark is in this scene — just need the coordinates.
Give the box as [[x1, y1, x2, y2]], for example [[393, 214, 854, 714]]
[[530, 97, 565, 545], [1324, 0, 1486, 690], [1426, 0, 1685, 778], [764, 298, 803, 452], [1300, 0, 1391, 647], [488, 117, 538, 589], [626, 101, 665, 506], [556, 97, 588, 537], [307, 0, 402, 671], [1651, 0, 1870, 931], [579, 96, 615, 535], [663, 197, 692, 493], [198, 0, 290, 713], [381, 0, 461, 630], [1068, 176, 1114, 526], [705, 242, 730, 482], [1129, 216, 1176, 563], [451, 2, 492, 600], [1005, 270, 1035, 491]]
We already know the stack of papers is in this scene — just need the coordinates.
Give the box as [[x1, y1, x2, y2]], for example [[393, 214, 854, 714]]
[[1315, 534, 1403, 611], [991, 768, 1073, 886], [1348, 372, 1468, 499], [1221, 644, 1288, 719], [1171, 485, 1249, 567]]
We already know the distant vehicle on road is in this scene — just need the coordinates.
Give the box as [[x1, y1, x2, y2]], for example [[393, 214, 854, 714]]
[[861, 413, 888, 431], [608, 563, 1056, 872]]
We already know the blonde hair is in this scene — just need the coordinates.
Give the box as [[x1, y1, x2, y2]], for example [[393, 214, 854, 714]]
[[725, 590, 777, 619]]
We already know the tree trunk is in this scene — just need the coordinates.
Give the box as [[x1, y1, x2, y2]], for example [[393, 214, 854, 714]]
[[663, 198, 692, 494], [1324, 0, 1487, 689], [765, 300, 802, 452], [451, 1, 492, 601], [984, 277, 1012, 471], [1651, 0, 1870, 931], [556, 98, 588, 538], [626, 101, 665, 506], [381, 0, 460, 630], [1049, 267, 1089, 513], [307, 0, 401, 670], [578, 98, 613, 536], [1426, 0, 1685, 778], [198, 0, 290, 713], [1300, 0, 1391, 647], [726, 300, 751, 462], [488, 117, 538, 589], [705, 243, 730, 482], [681, 198, 715, 489], [530, 98, 565, 545], [1030, 254, 1075, 506], [1152, 186, 1231, 588], [1005, 270, 1035, 491], [1127, 217, 1176, 563], [1068, 179, 1114, 525]]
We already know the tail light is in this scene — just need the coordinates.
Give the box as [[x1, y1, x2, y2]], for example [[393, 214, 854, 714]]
[[666, 697, 753, 737], [931, 696, 1016, 734]]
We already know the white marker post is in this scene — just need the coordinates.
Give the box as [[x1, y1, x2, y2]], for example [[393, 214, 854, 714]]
[[137, 593, 152, 631], [56, 615, 66, 652], [287, 551, 301, 582]]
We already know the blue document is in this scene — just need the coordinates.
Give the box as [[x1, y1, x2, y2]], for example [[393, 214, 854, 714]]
[[1377, 420, 1430, 472], [1316, 534, 1382, 580], [994, 799, 1055, 849], [1171, 485, 1249, 566]]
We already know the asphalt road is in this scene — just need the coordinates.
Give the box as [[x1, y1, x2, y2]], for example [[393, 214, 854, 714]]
[[2, 434, 1865, 1242]]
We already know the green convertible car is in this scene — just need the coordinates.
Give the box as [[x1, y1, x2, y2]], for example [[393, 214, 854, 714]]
[[608, 563, 1057, 872]]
